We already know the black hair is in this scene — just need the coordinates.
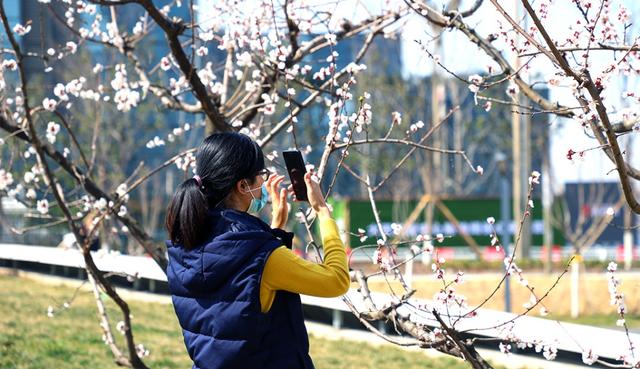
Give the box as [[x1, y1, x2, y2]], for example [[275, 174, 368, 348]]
[[165, 132, 265, 249]]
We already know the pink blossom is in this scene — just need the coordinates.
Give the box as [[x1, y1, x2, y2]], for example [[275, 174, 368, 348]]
[[506, 82, 519, 97], [196, 46, 208, 56], [13, 23, 31, 36], [581, 349, 598, 365], [566, 148, 576, 161], [160, 57, 171, 71], [2, 59, 16, 71], [65, 41, 77, 54]]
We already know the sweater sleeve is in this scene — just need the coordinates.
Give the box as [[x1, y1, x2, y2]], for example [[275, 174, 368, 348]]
[[259, 212, 350, 313]]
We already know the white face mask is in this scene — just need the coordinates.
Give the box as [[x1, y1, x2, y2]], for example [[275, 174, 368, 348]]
[[243, 180, 269, 213]]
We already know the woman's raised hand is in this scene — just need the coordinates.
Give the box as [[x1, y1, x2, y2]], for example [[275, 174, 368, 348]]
[[303, 169, 330, 216], [266, 173, 289, 229]]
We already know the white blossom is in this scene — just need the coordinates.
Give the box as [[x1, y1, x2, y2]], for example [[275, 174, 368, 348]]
[[357, 228, 367, 242], [135, 343, 150, 357], [468, 74, 483, 93], [499, 342, 511, 354], [542, 344, 557, 360], [54, 83, 68, 100], [37, 199, 49, 215], [94, 197, 108, 212], [529, 170, 541, 185], [581, 349, 598, 365], [391, 111, 402, 126], [0, 169, 14, 190], [2, 59, 17, 70], [26, 188, 36, 199], [116, 321, 126, 335], [46, 121, 60, 144], [42, 97, 57, 111]]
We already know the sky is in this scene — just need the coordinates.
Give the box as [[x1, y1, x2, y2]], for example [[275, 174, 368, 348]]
[[398, 0, 640, 192]]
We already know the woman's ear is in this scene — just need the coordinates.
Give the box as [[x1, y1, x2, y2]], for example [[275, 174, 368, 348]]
[[235, 179, 247, 194]]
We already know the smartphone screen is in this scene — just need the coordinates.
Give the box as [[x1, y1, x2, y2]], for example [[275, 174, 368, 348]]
[[282, 150, 308, 202]]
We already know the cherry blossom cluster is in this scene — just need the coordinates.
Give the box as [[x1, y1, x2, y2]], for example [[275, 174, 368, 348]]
[[174, 151, 196, 172], [363, 229, 449, 275], [372, 239, 393, 272], [433, 284, 467, 310], [145, 122, 193, 149], [430, 252, 446, 280], [497, 322, 559, 360], [606, 262, 627, 318], [322, 71, 369, 148], [582, 349, 599, 365], [46, 300, 71, 318]]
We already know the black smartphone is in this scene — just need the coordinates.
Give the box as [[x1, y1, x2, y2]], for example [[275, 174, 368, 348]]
[[282, 150, 308, 202]]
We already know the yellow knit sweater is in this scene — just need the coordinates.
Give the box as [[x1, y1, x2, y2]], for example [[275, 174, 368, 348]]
[[259, 212, 350, 313]]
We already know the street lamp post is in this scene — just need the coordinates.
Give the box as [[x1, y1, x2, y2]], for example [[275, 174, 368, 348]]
[[496, 152, 512, 313]]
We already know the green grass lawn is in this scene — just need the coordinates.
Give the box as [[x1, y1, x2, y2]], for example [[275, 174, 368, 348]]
[[0, 274, 474, 369], [545, 314, 638, 329]]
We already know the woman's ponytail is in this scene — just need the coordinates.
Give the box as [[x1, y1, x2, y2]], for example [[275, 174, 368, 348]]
[[165, 132, 265, 250], [165, 177, 208, 250]]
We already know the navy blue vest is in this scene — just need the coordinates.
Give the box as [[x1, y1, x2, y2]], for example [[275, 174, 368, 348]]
[[166, 208, 315, 369]]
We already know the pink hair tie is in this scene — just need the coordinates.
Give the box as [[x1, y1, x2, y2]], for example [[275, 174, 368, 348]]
[[193, 175, 202, 186]]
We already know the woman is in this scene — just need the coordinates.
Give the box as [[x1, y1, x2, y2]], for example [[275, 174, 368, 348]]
[[165, 132, 349, 369]]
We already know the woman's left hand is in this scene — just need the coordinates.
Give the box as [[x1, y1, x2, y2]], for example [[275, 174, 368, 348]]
[[267, 174, 289, 229]]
